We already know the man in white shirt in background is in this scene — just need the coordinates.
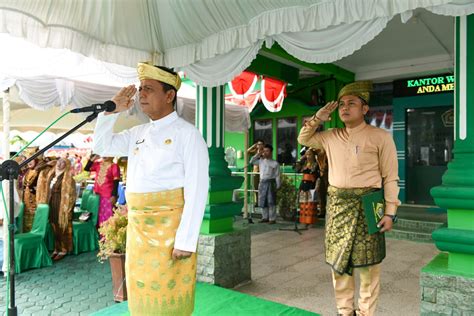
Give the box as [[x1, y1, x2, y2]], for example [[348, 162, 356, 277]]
[[250, 144, 281, 224], [93, 62, 209, 316]]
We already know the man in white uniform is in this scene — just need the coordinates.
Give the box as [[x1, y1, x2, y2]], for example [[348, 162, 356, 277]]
[[93, 63, 209, 315]]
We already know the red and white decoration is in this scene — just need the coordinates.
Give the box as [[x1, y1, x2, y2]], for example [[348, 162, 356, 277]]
[[226, 71, 260, 111], [226, 71, 287, 113], [260, 77, 287, 113]]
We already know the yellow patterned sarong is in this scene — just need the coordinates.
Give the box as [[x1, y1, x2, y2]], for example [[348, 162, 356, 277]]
[[126, 188, 197, 316]]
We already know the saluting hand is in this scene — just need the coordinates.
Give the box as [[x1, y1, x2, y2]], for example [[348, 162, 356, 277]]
[[315, 101, 338, 122], [109, 85, 137, 114]]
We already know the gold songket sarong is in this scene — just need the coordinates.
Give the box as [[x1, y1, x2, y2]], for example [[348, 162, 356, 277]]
[[325, 186, 386, 275], [126, 188, 197, 316]]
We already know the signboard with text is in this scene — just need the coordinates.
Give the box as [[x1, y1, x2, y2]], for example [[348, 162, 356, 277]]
[[394, 74, 454, 97]]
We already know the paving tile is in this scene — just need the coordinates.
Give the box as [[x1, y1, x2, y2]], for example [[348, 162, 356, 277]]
[[23, 305, 45, 314], [51, 307, 71, 315], [49, 292, 65, 301], [70, 303, 90, 313]]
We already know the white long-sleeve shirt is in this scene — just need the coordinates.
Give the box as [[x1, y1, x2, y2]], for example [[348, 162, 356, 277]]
[[249, 155, 281, 189], [93, 111, 209, 252]]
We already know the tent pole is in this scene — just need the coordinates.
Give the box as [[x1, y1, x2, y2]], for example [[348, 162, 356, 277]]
[[3, 89, 10, 160], [243, 130, 249, 219]]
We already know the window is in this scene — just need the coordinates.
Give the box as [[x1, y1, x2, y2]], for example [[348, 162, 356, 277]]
[[406, 106, 453, 167], [253, 119, 273, 148], [365, 106, 393, 133], [277, 117, 297, 165], [365, 83, 393, 133]]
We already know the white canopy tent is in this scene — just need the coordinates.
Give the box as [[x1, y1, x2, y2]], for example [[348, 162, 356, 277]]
[[0, 0, 473, 87], [0, 34, 250, 158], [0, 0, 472, 158]]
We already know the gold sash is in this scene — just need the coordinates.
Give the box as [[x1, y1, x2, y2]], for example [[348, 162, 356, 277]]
[[126, 188, 196, 316]]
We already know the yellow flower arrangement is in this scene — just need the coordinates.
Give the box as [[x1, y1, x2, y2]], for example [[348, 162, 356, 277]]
[[97, 205, 128, 263]]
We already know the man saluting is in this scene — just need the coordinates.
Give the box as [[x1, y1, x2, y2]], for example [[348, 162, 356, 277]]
[[93, 62, 209, 315], [298, 81, 399, 316]]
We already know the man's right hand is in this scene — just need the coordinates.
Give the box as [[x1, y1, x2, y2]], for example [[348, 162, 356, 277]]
[[109, 85, 137, 114], [315, 101, 338, 122]]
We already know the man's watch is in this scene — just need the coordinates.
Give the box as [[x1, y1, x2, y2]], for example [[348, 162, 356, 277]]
[[384, 214, 398, 223]]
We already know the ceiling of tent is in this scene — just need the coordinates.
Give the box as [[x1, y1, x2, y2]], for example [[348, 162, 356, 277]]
[[0, 84, 249, 134], [1, 0, 473, 87], [0, 89, 145, 133], [244, 8, 455, 83], [335, 8, 455, 82]]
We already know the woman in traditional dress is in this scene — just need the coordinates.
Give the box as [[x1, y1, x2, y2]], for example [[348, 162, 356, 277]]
[[298, 148, 319, 202], [21, 156, 51, 232], [45, 158, 76, 261], [21, 158, 40, 232], [85, 154, 120, 227], [315, 148, 329, 217]]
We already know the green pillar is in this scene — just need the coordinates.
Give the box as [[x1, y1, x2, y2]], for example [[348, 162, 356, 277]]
[[325, 79, 345, 129], [430, 15, 474, 276], [196, 85, 244, 234]]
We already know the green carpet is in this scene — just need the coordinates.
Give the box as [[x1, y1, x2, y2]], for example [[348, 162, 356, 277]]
[[92, 282, 319, 316]]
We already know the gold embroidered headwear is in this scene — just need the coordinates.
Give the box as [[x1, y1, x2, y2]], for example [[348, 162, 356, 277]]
[[137, 62, 181, 90], [337, 80, 373, 104], [23, 146, 43, 161]]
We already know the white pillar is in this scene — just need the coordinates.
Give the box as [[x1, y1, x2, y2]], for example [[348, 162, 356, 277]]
[[2, 89, 10, 160]]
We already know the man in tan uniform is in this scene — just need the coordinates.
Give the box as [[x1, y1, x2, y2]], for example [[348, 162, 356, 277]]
[[298, 81, 399, 316]]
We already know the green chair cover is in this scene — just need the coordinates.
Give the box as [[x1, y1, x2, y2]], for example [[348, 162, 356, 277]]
[[73, 193, 100, 255], [14, 204, 52, 273], [80, 189, 92, 211], [44, 223, 55, 252], [16, 202, 25, 234]]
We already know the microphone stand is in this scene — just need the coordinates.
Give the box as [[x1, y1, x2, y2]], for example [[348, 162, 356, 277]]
[[0, 111, 99, 316]]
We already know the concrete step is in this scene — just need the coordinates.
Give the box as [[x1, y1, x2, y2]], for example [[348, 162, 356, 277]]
[[396, 204, 447, 223], [384, 204, 447, 243], [386, 226, 435, 243], [394, 218, 444, 233]]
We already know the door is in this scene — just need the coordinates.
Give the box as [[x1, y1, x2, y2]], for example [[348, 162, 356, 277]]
[[406, 106, 453, 205]]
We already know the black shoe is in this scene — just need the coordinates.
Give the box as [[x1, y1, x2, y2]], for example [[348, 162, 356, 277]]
[[259, 219, 269, 223], [268, 220, 276, 225]]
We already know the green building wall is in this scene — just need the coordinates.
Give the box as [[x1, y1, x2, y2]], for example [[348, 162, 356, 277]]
[[224, 131, 246, 169]]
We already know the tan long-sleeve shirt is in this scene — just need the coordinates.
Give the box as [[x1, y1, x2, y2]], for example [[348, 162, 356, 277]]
[[298, 119, 400, 215]]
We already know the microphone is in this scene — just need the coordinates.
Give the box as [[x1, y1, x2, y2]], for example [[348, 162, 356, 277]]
[[71, 100, 116, 113]]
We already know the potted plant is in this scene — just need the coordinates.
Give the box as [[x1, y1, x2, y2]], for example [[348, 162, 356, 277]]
[[98, 205, 128, 302], [277, 174, 298, 221]]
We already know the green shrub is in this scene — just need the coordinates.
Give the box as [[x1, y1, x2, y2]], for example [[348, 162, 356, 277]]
[[277, 174, 298, 220]]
